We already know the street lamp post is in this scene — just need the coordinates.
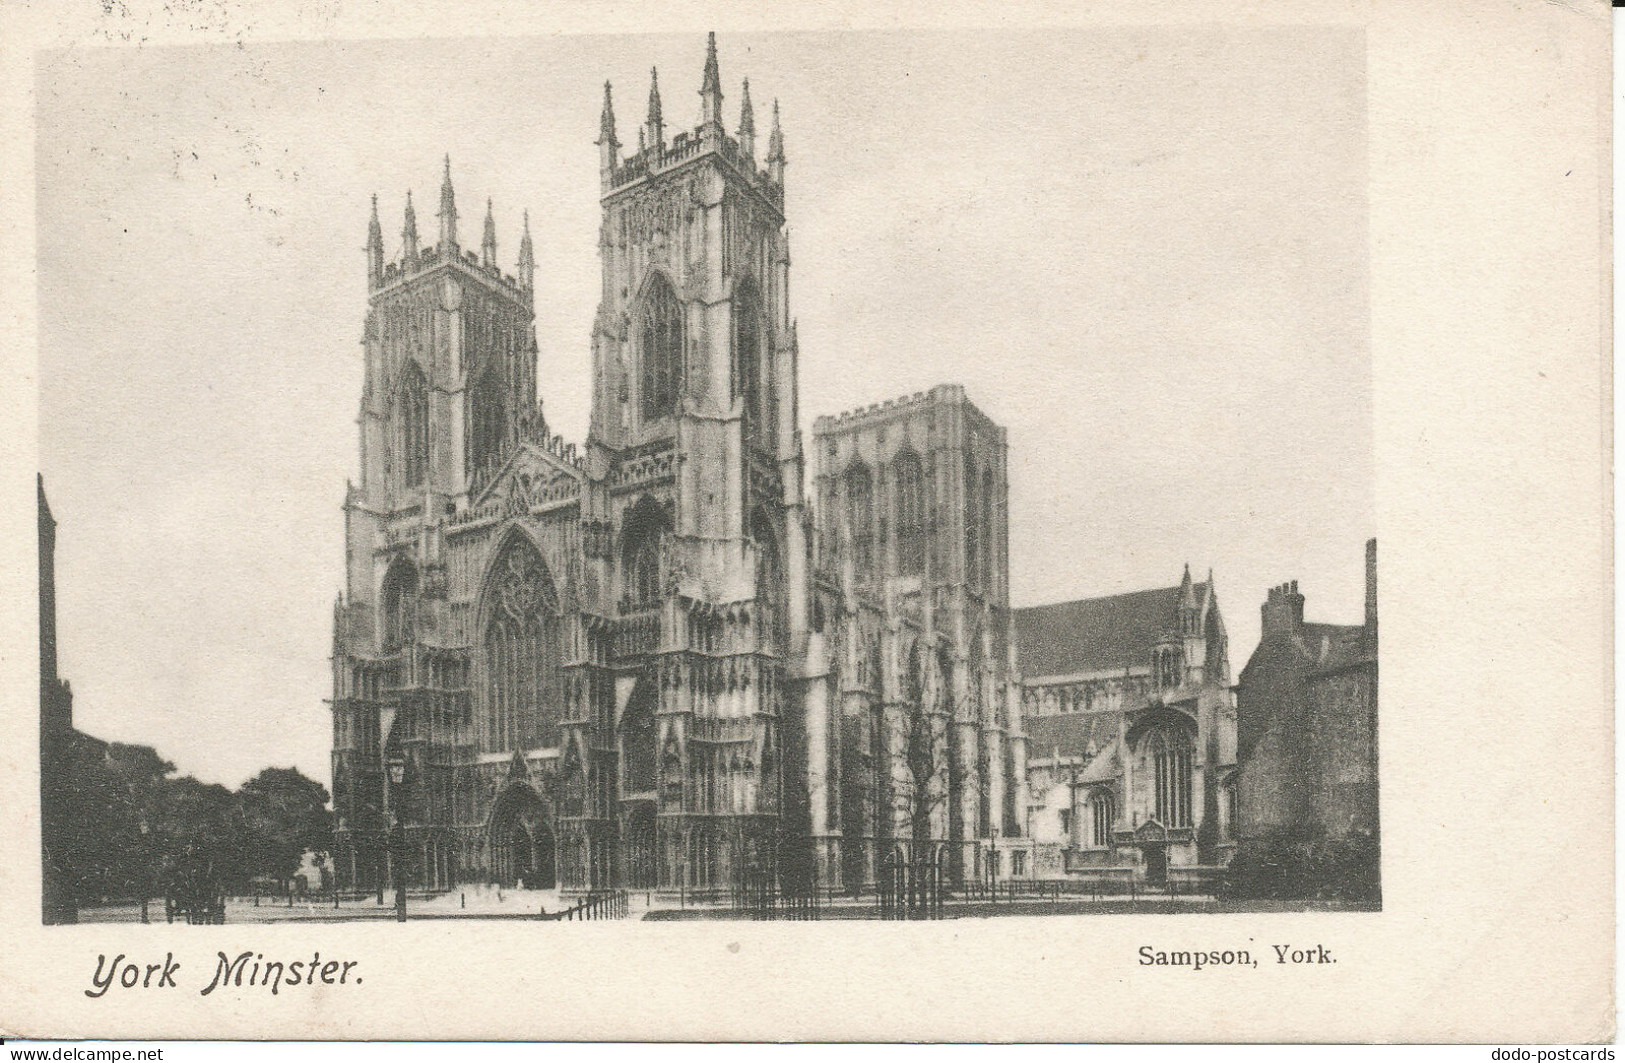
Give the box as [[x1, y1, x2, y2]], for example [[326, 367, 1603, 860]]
[[387, 758, 407, 923], [988, 825, 1000, 899]]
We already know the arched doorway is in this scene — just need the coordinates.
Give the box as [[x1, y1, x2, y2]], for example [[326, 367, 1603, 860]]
[[488, 784, 556, 889], [625, 803, 657, 889]]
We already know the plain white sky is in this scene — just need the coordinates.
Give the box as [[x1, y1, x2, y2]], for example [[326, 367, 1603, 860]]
[[36, 29, 1371, 788]]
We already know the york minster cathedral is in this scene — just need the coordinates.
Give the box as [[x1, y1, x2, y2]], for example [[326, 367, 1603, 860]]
[[328, 36, 1028, 894]]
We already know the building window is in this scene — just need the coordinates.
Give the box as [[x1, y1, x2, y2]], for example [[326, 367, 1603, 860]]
[[469, 368, 507, 479], [398, 361, 429, 488], [846, 462, 874, 577], [1222, 775, 1238, 840], [621, 497, 670, 609], [964, 465, 981, 588], [1148, 727, 1194, 827], [480, 538, 560, 751], [640, 274, 683, 422], [732, 281, 773, 450], [380, 560, 418, 654], [1059, 807, 1073, 839], [1011, 850, 1026, 877], [622, 688, 657, 793], [893, 449, 925, 576], [980, 467, 995, 593], [1154, 647, 1183, 690], [1088, 790, 1115, 848]]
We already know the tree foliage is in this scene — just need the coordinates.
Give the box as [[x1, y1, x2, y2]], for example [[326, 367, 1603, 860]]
[[48, 743, 332, 904]]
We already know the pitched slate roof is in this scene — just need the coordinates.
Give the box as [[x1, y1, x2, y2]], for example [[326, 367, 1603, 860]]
[[1023, 711, 1122, 762], [1015, 583, 1207, 679]]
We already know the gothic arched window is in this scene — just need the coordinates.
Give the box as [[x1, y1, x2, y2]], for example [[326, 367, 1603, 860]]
[[752, 508, 787, 649], [893, 449, 925, 576], [964, 465, 982, 588], [1148, 726, 1194, 827], [621, 497, 671, 609], [1088, 789, 1116, 848], [622, 686, 657, 794], [480, 538, 560, 752], [732, 281, 774, 451], [470, 368, 508, 480], [398, 361, 429, 488], [980, 467, 995, 593], [380, 559, 418, 654], [1154, 647, 1183, 690], [640, 274, 683, 423], [846, 462, 874, 578]]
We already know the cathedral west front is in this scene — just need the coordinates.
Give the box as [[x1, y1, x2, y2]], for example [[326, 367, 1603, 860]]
[[328, 35, 1029, 895]]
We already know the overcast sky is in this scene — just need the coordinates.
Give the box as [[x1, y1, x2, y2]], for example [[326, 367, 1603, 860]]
[[36, 29, 1370, 788]]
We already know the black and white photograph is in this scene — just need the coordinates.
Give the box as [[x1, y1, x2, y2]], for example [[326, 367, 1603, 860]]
[[34, 27, 1377, 926], [1, 0, 1611, 1046]]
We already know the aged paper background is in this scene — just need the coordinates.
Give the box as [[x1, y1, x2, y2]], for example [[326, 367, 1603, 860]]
[[0, 0, 1611, 1043]]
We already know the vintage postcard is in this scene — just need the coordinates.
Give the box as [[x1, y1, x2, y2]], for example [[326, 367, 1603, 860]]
[[0, 0, 1611, 1044]]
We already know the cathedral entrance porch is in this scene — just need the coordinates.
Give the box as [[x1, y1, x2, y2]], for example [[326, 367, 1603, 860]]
[[488, 784, 556, 889]]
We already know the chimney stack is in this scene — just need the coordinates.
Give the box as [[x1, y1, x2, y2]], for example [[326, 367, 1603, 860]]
[[1364, 538, 1378, 653]]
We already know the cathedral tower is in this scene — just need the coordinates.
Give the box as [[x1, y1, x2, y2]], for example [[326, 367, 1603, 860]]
[[571, 33, 812, 891], [332, 161, 541, 894]]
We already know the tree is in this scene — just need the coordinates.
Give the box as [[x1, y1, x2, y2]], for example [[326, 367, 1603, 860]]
[[235, 767, 333, 889], [68, 743, 176, 905]]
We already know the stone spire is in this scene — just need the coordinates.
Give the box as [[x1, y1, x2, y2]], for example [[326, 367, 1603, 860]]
[[366, 193, 384, 285], [437, 153, 457, 250], [645, 67, 664, 151], [517, 209, 535, 291], [766, 98, 786, 183], [699, 31, 723, 129], [481, 198, 498, 267], [738, 78, 756, 161], [402, 189, 419, 264], [597, 81, 620, 185]]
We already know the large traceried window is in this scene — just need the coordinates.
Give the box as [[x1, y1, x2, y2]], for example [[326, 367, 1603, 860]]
[[732, 281, 774, 451], [380, 560, 418, 655], [481, 538, 560, 752], [398, 361, 429, 488], [845, 462, 874, 578], [640, 274, 683, 423], [1148, 726, 1194, 828], [893, 449, 925, 576]]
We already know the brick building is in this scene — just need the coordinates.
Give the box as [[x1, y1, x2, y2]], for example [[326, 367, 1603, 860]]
[[1230, 540, 1379, 901]]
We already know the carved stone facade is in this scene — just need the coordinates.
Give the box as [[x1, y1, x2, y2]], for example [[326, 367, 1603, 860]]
[[328, 36, 1026, 895], [1016, 570, 1238, 882]]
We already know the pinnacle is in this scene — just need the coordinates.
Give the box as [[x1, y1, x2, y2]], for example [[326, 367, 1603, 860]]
[[739, 77, 755, 137], [766, 98, 785, 162], [647, 66, 663, 127], [599, 80, 618, 140], [700, 30, 722, 101]]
